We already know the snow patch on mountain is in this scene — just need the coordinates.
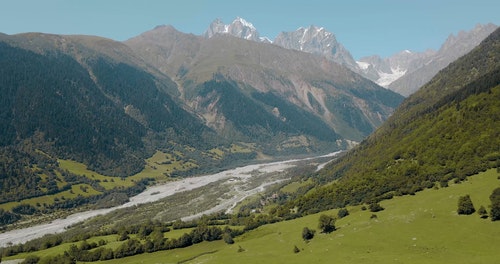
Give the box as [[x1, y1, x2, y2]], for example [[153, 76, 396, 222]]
[[234, 17, 256, 31], [274, 25, 358, 70], [356, 61, 370, 70], [204, 17, 263, 42], [376, 67, 407, 87]]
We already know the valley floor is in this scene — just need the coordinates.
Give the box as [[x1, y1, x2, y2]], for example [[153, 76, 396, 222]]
[[91, 169, 499, 264], [0, 152, 340, 247]]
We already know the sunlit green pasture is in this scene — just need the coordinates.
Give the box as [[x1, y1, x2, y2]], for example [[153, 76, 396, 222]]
[[3, 169, 498, 264], [94, 169, 500, 264], [1, 183, 100, 211], [57, 150, 194, 189], [280, 178, 313, 194], [0, 150, 199, 212]]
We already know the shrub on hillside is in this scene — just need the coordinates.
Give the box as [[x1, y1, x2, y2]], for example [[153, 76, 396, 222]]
[[21, 255, 40, 264], [337, 208, 349, 218], [478, 205, 488, 219], [457, 195, 475, 215], [318, 214, 336, 233], [293, 245, 300, 253], [302, 227, 315, 241], [0, 209, 20, 226], [490, 187, 500, 221], [12, 204, 38, 215], [369, 202, 384, 212]]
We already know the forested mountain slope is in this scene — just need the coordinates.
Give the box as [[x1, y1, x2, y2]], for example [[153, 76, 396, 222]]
[[283, 28, 500, 214], [0, 34, 210, 176], [0, 33, 230, 216]]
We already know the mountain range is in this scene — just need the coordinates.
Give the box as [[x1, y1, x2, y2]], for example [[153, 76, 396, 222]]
[[0, 17, 497, 229], [365, 23, 498, 96], [0, 17, 404, 210], [0, 25, 498, 264], [205, 18, 497, 96], [125, 25, 402, 143]]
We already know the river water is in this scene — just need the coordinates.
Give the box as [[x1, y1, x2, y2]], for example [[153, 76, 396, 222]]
[[0, 151, 341, 247]]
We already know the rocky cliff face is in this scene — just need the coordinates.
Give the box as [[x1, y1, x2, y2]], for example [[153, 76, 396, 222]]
[[204, 18, 359, 72], [126, 26, 404, 143], [273, 25, 358, 70]]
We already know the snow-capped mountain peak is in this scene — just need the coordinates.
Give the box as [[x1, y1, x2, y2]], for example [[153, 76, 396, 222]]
[[204, 17, 264, 42], [233, 17, 256, 31], [273, 25, 357, 70]]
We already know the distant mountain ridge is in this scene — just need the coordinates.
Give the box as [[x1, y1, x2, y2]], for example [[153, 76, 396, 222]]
[[387, 23, 497, 96], [0, 22, 403, 182], [204, 18, 358, 71], [356, 49, 437, 87], [203, 18, 497, 96]]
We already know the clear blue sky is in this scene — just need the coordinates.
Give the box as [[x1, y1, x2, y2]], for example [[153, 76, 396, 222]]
[[0, 0, 498, 59]]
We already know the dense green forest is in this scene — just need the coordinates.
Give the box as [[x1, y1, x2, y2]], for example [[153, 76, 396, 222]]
[[0, 43, 147, 175]]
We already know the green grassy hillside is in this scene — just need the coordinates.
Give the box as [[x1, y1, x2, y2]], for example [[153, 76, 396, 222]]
[[275, 28, 500, 215], [193, 170, 500, 264]]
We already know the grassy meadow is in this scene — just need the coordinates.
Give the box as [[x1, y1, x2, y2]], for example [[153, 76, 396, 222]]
[[0, 150, 197, 212], [3, 169, 499, 264], [95, 169, 499, 263]]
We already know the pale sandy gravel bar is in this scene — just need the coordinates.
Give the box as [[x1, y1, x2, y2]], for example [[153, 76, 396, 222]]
[[0, 151, 342, 247]]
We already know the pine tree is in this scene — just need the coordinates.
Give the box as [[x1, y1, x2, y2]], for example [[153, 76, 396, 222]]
[[457, 195, 475, 215], [490, 188, 500, 221]]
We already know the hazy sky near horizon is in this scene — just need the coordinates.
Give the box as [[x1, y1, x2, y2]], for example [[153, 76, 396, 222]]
[[0, 0, 498, 59]]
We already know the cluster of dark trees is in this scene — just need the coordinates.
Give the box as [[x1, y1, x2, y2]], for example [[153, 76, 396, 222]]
[[0, 209, 20, 226], [0, 169, 152, 227], [0, 43, 149, 176], [490, 187, 500, 221], [0, 146, 61, 204], [457, 188, 500, 221], [4, 214, 248, 262], [302, 214, 337, 241], [16, 223, 238, 263]]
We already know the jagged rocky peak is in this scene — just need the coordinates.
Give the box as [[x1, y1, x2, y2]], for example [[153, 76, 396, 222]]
[[274, 25, 358, 70], [274, 25, 334, 51], [204, 17, 261, 42], [386, 23, 498, 96], [439, 23, 498, 54], [356, 23, 497, 91]]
